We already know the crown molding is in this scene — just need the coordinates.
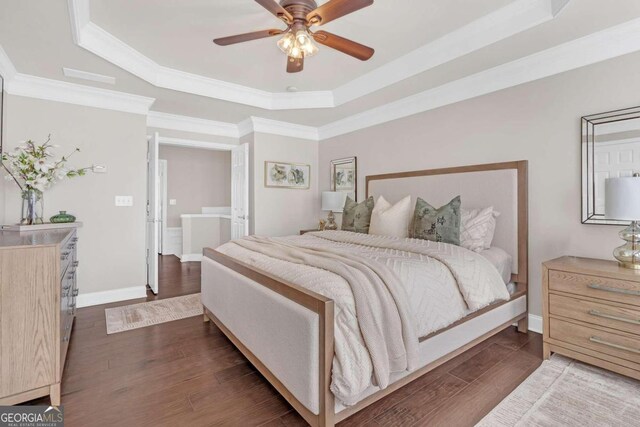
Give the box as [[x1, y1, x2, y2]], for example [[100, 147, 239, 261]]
[[332, 0, 569, 105], [319, 16, 640, 140], [0, 45, 17, 80], [156, 136, 237, 151], [4, 73, 155, 115], [147, 111, 239, 138], [67, 0, 566, 110], [147, 112, 319, 141], [250, 117, 319, 141]]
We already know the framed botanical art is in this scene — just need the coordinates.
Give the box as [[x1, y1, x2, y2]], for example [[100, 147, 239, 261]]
[[264, 161, 310, 189], [331, 157, 357, 200]]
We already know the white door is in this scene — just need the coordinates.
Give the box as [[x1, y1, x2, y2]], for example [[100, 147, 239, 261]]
[[231, 143, 249, 239], [146, 132, 160, 294]]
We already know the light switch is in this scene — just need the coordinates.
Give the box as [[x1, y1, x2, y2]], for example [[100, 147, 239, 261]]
[[169, 199, 177, 206], [115, 196, 133, 206]]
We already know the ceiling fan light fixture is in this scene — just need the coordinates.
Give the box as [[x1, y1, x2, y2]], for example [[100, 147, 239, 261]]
[[278, 29, 318, 59]]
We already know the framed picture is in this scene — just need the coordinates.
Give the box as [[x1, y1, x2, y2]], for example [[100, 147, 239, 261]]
[[331, 157, 357, 200], [264, 161, 310, 189]]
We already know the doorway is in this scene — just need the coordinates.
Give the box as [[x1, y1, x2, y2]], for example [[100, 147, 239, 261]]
[[146, 133, 249, 295]]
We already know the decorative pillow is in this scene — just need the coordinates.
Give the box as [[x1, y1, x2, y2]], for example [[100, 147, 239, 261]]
[[341, 196, 374, 233], [410, 196, 461, 245], [460, 207, 500, 251], [369, 195, 412, 238]]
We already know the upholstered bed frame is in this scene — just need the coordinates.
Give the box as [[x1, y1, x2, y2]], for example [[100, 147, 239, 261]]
[[201, 160, 529, 427]]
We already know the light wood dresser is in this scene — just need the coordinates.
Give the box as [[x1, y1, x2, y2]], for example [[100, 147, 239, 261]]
[[543, 256, 640, 380], [0, 228, 79, 405]]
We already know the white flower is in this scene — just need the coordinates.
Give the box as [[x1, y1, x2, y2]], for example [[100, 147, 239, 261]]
[[34, 159, 53, 173], [55, 168, 68, 180]]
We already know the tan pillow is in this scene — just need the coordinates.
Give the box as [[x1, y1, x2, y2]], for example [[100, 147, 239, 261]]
[[369, 196, 413, 238]]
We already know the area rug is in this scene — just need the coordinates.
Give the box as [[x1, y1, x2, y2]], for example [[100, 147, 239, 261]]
[[105, 293, 202, 334], [477, 354, 640, 426]]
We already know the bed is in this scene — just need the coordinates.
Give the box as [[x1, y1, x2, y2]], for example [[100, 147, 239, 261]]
[[201, 160, 528, 427]]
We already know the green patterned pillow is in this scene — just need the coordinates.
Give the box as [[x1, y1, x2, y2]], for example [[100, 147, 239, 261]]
[[410, 196, 461, 245], [341, 196, 374, 233]]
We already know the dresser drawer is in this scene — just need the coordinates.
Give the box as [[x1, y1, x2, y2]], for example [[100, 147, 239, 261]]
[[550, 318, 640, 364], [59, 234, 77, 279], [550, 293, 640, 336], [549, 270, 640, 307]]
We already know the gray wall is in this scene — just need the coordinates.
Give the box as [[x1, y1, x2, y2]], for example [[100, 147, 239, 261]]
[[319, 51, 640, 317], [0, 94, 148, 295], [159, 145, 231, 227]]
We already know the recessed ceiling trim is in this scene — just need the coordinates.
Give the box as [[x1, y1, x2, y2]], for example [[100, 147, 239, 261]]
[[332, 0, 569, 105], [319, 16, 640, 140], [63, 67, 116, 84], [67, 0, 567, 110]]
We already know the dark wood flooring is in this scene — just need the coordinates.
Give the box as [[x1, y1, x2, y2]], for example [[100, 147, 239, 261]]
[[29, 255, 543, 426]]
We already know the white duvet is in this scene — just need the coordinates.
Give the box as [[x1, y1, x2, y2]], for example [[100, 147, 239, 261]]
[[217, 230, 509, 406]]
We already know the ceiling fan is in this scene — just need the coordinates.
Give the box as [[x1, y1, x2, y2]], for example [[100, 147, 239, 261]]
[[213, 0, 375, 73]]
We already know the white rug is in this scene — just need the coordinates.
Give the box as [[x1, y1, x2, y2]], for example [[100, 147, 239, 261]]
[[477, 355, 640, 426], [104, 293, 203, 334]]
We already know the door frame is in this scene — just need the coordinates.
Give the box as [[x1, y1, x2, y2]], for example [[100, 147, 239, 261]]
[[146, 134, 245, 294]]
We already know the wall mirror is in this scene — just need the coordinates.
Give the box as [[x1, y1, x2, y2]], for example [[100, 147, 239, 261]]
[[331, 157, 357, 201], [582, 106, 640, 225]]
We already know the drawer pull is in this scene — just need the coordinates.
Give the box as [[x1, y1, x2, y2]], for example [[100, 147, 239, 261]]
[[588, 309, 640, 325], [72, 289, 79, 297], [587, 283, 640, 296], [73, 261, 80, 267], [60, 251, 71, 260], [589, 336, 640, 354]]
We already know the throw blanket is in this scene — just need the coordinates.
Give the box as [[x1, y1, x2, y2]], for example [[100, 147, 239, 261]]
[[218, 231, 509, 405], [233, 236, 419, 391]]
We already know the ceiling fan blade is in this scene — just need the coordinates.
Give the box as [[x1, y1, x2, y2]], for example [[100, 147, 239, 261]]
[[312, 31, 374, 60], [255, 0, 293, 24], [287, 55, 304, 73], [307, 0, 373, 26], [213, 29, 284, 46]]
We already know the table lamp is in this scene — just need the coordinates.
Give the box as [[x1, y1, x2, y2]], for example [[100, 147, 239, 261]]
[[322, 191, 347, 231], [605, 175, 640, 269]]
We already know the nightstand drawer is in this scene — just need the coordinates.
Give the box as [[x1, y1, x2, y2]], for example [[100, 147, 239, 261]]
[[549, 270, 640, 307], [549, 293, 640, 336], [550, 318, 640, 364]]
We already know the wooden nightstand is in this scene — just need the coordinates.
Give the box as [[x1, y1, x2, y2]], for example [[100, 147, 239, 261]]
[[300, 229, 320, 235], [542, 256, 640, 380]]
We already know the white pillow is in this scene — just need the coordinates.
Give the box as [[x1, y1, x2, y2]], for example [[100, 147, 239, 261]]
[[369, 195, 412, 238], [460, 207, 500, 252]]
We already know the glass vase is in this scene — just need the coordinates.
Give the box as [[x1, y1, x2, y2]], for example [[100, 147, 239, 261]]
[[21, 189, 44, 225]]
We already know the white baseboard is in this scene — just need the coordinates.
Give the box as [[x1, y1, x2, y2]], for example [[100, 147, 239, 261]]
[[180, 253, 202, 262], [76, 286, 147, 308], [528, 314, 543, 334]]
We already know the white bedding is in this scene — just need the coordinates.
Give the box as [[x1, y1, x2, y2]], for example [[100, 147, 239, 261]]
[[480, 246, 513, 285], [217, 230, 509, 406]]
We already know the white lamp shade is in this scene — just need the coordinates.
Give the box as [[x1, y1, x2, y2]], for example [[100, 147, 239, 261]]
[[605, 177, 640, 220], [322, 191, 347, 212]]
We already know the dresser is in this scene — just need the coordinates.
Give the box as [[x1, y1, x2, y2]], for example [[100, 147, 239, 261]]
[[543, 256, 640, 380], [0, 228, 79, 405]]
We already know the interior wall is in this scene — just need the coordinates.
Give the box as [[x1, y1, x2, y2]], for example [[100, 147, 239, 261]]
[[319, 51, 640, 317], [1, 94, 148, 296], [251, 132, 319, 236], [159, 145, 231, 227]]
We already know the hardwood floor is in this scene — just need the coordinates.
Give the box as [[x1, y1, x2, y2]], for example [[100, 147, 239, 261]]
[[27, 255, 543, 426]]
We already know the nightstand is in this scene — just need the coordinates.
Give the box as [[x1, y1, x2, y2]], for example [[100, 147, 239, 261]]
[[300, 229, 319, 235], [542, 256, 640, 380]]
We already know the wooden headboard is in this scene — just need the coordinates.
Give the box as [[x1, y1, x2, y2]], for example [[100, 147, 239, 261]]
[[366, 161, 528, 285]]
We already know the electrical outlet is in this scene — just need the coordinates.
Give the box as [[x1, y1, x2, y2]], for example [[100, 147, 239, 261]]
[[115, 196, 133, 207], [169, 199, 177, 206]]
